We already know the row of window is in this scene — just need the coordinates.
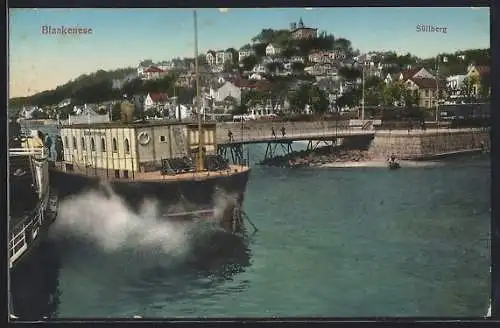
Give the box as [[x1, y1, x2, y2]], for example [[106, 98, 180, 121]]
[[64, 136, 130, 154]]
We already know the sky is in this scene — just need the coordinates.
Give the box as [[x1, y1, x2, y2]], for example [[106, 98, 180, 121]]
[[9, 7, 490, 98]]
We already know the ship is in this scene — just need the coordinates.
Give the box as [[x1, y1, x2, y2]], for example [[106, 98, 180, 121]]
[[48, 11, 251, 233], [9, 120, 58, 319], [9, 121, 59, 270]]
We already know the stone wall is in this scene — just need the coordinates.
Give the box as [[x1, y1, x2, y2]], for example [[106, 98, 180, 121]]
[[368, 129, 490, 160]]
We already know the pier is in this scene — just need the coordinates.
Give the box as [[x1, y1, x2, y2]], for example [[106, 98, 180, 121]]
[[217, 122, 375, 164]]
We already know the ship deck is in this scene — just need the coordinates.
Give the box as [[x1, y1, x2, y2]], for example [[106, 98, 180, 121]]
[[51, 161, 250, 183]]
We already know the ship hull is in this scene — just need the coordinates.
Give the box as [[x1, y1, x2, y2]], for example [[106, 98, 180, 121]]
[[49, 167, 250, 232]]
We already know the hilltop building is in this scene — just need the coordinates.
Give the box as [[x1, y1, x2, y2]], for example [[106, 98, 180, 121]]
[[290, 18, 318, 40]]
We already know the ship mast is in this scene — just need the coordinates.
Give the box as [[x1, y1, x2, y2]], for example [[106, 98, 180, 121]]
[[194, 10, 204, 171]]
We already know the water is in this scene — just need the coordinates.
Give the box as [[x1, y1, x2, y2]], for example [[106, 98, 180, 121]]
[[11, 125, 491, 318]]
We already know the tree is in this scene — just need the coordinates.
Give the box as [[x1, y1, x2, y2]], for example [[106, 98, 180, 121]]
[[308, 85, 329, 114], [338, 66, 362, 81], [139, 59, 154, 67], [459, 76, 477, 103], [241, 55, 258, 72], [252, 43, 267, 57], [291, 62, 305, 73], [479, 73, 491, 100]]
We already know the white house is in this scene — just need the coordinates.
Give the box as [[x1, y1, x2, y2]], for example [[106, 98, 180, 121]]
[[265, 43, 281, 56], [144, 92, 169, 110], [57, 98, 71, 108], [249, 73, 265, 80], [238, 47, 255, 62], [446, 75, 467, 99], [213, 82, 241, 104], [399, 67, 435, 81], [142, 66, 166, 80], [206, 51, 216, 66], [252, 64, 268, 74], [216, 50, 233, 66]]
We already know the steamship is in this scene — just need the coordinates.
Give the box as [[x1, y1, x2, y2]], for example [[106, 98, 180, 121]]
[[9, 120, 58, 272], [49, 11, 250, 233]]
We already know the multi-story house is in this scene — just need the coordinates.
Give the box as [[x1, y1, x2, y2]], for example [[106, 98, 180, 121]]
[[399, 67, 435, 81], [142, 66, 166, 80], [403, 77, 445, 108], [290, 56, 305, 63], [206, 50, 216, 66], [212, 81, 242, 105], [238, 46, 255, 62], [467, 63, 490, 97], [215, 50, 233, 66], [144, 93, 169, 111], [290, 18, 317, 40], [252, 64, 268, 75], [446, 75, 467, 100], [265, 43, 281, 56]]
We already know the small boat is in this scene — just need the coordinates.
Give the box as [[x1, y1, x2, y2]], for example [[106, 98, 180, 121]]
[[388, 161, 401, 170]]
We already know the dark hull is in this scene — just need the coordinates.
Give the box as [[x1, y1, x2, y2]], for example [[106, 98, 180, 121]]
[[49, 168, 250, 231]]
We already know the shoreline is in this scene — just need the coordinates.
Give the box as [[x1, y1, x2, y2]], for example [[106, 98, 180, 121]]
[[317, 159, 444, 168]]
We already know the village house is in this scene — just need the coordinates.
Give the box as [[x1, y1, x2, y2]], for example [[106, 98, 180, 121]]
[[404, 77, 445, 109], [252, 64, 269, 75], [238, 46, 255, 62], [206, 50, 216, 66], [446, 75, 468, 100], [290, 18, 318, 40], [466, 63, 490, 97], [265, 43, 282, 56], [384, 73, 400, 85], [144, 93, 169, 111], [290, 56, 305, 63], [158, 61, 175, 71], [399, 67, 435, 81], [211, 81, 242, 105], [57, 98, 72, 108], [216, 50, 233, 66], [141, 66, 166, 80], [308, 50, 342, 64]]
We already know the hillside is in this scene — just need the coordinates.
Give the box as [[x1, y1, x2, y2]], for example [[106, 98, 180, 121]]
[[9, 67, 136, 109]]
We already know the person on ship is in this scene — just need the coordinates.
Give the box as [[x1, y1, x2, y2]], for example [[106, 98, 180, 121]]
[[45, 135, 53, 159], [55, 136, 64, 161], [281, 126, 286, 137], [271, 127, 276, 138], [228, 130, 233, 142]]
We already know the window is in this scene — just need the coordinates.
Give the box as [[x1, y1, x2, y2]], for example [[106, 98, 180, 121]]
[[90, 138, 95, 151], [425, 100, 429, 107], [425, 89, 429, 97], [73, 136, 77, 148], [81, 137, 86, 150], [101, 138, 106, 152], [112, 138, 118, 152], [160, 135, 166, 142], [64, 136, 68, 148], [124, 138, 130, 154]]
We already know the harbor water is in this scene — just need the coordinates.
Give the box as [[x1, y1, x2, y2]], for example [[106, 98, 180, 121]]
[[10, 125, 490, 318]]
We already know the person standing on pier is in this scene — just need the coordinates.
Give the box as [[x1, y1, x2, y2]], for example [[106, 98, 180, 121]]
[[271, 127, 276, 138], [228, 130, 233, 142], [281, 126, 286, 137]]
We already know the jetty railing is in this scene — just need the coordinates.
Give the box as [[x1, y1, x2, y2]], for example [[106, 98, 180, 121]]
[[216, 125, 373, 145]]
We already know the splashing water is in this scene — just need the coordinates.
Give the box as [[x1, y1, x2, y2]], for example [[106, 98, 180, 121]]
[[51, 186, 191, 257]]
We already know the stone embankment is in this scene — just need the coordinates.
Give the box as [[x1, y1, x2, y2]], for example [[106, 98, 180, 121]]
[[259, 146, 372, 168], [368, 128, 490, 160]]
